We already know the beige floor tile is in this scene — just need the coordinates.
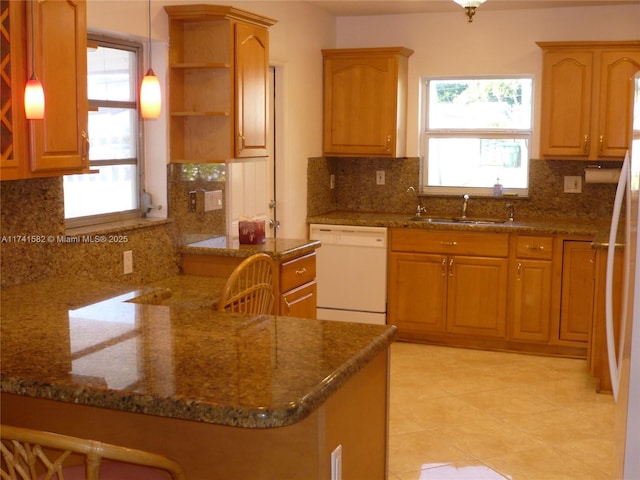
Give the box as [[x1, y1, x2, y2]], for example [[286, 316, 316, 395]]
[[556, 437, 615, 478], [456, 387, 559, 417], [388, 430, 474, 475], [482, 446, 611, 480], [396, 461, 508, 480], [429, 415, 545, 459], [388, 343, 615, 479]]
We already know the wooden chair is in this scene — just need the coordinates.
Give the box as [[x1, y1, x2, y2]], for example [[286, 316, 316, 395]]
[[217, 253, 276, 315], [0, 424, 185, 480]]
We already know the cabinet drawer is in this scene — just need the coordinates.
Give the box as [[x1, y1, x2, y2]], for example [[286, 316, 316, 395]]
[[515, 236, 554, 260], [280, 252, 316, 292], [390, 229, 509, 257]]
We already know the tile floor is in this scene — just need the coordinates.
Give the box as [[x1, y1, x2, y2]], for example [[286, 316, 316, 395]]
[[388, 342, 617, 479]]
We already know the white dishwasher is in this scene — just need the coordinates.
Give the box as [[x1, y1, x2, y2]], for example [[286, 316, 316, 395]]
[[309, 224, 387, 325]]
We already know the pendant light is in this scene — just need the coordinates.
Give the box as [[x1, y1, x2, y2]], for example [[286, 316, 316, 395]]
[[140, 0, 161, 118], [453, 0, 487, 22], [24, 0, 44, 119]]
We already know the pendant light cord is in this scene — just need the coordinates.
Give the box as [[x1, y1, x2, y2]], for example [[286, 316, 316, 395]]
[[147, 0, 152, 70], [30, 0, 36, 77]]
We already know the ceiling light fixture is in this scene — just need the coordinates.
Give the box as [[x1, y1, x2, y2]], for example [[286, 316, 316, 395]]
[[453, 0, 487, 22], [140, 0, 161, 118], [24, 0, 44, 119]]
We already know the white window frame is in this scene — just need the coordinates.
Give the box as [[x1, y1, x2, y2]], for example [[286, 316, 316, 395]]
[[64, 34, 144, 228], [420, 75, 533, 197]]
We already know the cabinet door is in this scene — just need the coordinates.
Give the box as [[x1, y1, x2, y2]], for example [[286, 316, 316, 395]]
[[29, 0, 88, 173], [512, 259, 552, 342], [323, 55, 396, 156], [560, 241, 595, 342], [540, 50, 593, 158], [597, 50, 640, 158], [235, 22, 269, 158], [280, 282, 317, 319], [1, 0, 27, 181], [446, 256, 508, 338], [387, 252, 447, 334]]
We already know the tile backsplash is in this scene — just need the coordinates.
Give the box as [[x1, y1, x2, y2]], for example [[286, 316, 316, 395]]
[[307, 157, 619, 222]]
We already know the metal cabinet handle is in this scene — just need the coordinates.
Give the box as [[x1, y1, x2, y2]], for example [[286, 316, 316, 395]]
[[517, 262, 522, 280], [440, 241, 458, 247], [81, 131, 90, 162], [584, 134, 589, 153], [600, 134, 604, 152], [525, 244, 544, 251], [386, 134, 392, 152], [295, 268, 307, 275], [283, 292, 314, 315], [238, 132, 245, 150], [448, 258, 454, 277], [441, 258, 447, 277]]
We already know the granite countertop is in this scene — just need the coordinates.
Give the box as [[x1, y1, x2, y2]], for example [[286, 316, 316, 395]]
[[0, 277, 396, 429], [307, 211, 611, 238], [179, 234, 321, 260]]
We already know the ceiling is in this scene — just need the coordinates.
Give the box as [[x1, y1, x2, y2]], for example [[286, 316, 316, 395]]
[[306, 0, 639, 17]]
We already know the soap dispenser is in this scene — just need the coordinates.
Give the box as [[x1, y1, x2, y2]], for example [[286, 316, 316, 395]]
[[493, 177, 503, 196]]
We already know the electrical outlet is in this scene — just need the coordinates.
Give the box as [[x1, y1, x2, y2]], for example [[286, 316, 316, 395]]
[[330, 444, 342, 480], [189, 191, 197, 212], [330, 174, 335, 190], [564, 176, 582, 193], [376, 170, 385, 185], [204, 190, 223, 211], [123, 250, 133, 275]]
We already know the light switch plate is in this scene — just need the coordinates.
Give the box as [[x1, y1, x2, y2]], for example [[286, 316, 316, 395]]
[[204, 190, 223, 211], [563, 176, 582, 193]]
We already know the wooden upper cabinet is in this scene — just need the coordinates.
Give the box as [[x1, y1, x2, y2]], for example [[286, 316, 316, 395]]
[[1, 0, 88, 180], [235, 23, 269, 158], [322, 47, 413, 158], [538, 41, 640, 161], [1, 0, 27, 181], [164, 5, 276, 163]]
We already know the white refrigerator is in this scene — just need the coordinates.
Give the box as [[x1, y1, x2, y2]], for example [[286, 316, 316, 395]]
[[607, 72, 640, 479]]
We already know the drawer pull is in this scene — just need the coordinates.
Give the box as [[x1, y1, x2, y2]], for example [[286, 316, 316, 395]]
[[283, 292, 314, 315], [517, 262, 522, 279], [525, 245, 544, 251], [440, 241, 458, 247], [295, 268, 307, 275]]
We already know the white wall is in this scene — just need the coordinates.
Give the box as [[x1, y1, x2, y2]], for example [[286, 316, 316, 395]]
[[86, 0, 336, 238], [336, 4, 640, 158]]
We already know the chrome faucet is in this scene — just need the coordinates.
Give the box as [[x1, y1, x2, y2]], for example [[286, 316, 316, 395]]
[[407, 186, 427, 217], [461, 194, 470, 219], [506, 203, 515, 222]]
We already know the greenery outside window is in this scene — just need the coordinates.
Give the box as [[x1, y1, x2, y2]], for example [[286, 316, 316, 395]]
[[422, 77, 533, 196], [64, 35, 143, 227]]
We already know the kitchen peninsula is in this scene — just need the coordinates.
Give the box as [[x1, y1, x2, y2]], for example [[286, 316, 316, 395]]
[[0, 270, 396, 479]]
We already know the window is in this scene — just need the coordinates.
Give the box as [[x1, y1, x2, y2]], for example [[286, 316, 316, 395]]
[[421, 77, 533, 196], [64, 35, 143, 227]]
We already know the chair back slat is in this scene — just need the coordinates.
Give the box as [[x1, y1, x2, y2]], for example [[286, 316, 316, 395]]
[[1, 425, 185, 480], [217, 253, 276, 315]]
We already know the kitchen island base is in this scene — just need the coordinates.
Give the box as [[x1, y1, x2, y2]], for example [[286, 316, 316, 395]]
[[1, 349, 389, 480]]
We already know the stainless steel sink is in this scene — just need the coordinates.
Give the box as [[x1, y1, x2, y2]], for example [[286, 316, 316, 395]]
[[407, 216, 506, 225]]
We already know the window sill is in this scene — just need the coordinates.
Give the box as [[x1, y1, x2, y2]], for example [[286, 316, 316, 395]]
[[66, 217, 173, 237]]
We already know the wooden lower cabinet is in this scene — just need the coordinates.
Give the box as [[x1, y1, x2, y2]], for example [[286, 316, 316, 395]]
[[388, 229, 509, 343], [182, 250, 317, 318], [446, 255, 508, 337], [560, 241, 596, 342], [388, 228, 590, 357], [510, 235, 555, 343], [388, 252, 446, 334], [280, 282, 317, 318]]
